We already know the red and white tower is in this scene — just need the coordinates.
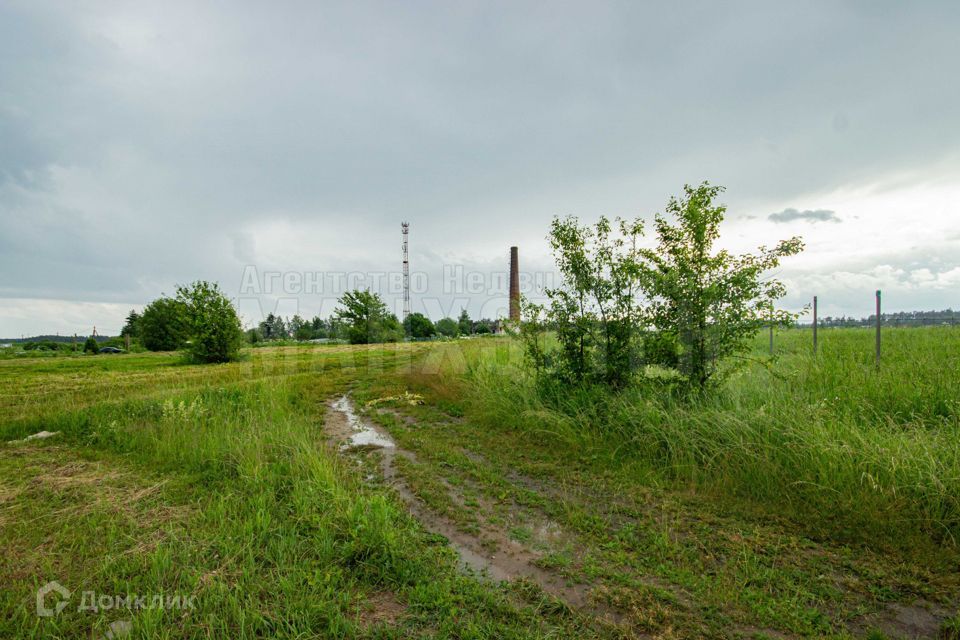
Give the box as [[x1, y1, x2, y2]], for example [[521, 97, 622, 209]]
[[401, 222, 410, 321]]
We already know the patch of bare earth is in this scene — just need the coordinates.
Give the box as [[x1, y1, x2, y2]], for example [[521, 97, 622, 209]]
[[323, 396, 618, 622], [848, 600, 957, 640], [357, 591, 408, 629]]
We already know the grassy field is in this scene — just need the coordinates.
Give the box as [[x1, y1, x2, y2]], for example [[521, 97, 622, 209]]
[[1, 329, 958, 638], [457, 327, 960, 548]]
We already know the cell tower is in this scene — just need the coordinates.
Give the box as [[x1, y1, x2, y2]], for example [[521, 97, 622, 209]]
[[401, 222, 410, 320]]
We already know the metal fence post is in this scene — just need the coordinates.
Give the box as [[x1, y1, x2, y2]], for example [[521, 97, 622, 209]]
[[875, 290, 881, 368], [813, 295, 818, 355]]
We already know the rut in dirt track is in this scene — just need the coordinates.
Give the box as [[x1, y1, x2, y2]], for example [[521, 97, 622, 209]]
[[323, 394, 598, 610]]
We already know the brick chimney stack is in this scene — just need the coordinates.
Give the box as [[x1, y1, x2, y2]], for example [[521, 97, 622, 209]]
[[509, 246, 520, 322]]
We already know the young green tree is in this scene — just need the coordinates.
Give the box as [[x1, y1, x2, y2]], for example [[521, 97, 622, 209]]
[[310, 316, 328, 339], [403, 312, 435, 339], [83, 336, 99, 354], [176, 281, 244, 363], [326, 316, 347, 341], [140, 297, 189, 351], [435, 317, 460, 338], [639, 182, 803, 389], [522, 215, 645, 389], [457, 308, 473, 335], [289, 314, 313, 341], [120, 310, 143, 341], [259, 313, 278, 340], [335, 290, 403, 344], [473, 318, 495, 334], [274, 316, 288, 339]]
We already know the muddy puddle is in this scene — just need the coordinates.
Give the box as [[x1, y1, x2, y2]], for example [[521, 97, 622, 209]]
[[325, 395, 594, 609], [330, 395, 396, 449]]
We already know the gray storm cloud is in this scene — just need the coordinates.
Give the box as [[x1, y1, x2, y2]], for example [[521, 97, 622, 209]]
[[768, 208, 841, 224], [1, 1, 959, 334]]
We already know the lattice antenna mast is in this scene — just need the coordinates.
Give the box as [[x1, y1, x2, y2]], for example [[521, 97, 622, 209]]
[[401, 222, 410, 320]]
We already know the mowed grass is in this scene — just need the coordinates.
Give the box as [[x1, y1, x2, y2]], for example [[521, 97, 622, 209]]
[[0, 344, 425, 424], [0, 344, 607, 639]]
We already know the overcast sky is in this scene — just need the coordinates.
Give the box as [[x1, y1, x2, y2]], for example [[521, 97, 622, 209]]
[[1, 1, 958, 336]]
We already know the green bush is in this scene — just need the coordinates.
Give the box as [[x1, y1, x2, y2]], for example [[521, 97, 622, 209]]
[[435, 317, 459, 338], [404, 312, 436, 339], [176, 281, 244, 363], [335, 290, 403, 344], [639, 182, 802, 389], [523, 183, 803, 392], [642, 330, 679, 369], [141, 297, 189, 351]]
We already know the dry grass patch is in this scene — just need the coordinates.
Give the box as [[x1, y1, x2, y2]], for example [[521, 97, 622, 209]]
[[358, 591, 408, 629], [0, 444, 192, 584]]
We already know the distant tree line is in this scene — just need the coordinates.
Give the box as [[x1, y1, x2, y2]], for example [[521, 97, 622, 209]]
[[246, 293, 499, 345], [5, 334, 110, 344], [802, 309, 960, 328], [119, 286, 500, 355], [10, 337, 124, 353], [401, 308, 497, 340]]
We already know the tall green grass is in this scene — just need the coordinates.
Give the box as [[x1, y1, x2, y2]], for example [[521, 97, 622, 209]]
[[442, 328, 960, 548], [2, 345, 590, 638]]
